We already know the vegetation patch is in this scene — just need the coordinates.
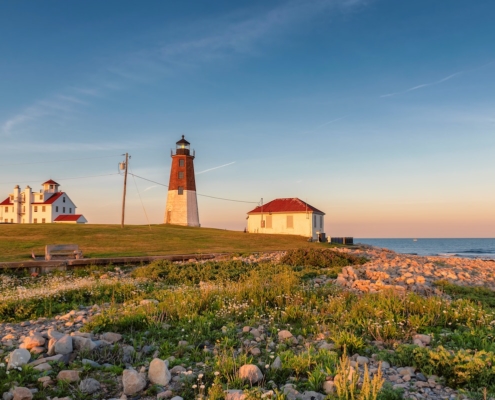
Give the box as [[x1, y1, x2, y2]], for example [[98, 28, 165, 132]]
[[434, 280, 495, 308]]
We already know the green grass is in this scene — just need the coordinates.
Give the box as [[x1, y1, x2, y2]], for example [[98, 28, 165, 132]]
[[434, 280, 495, 308], [0, 223, 333, 262]]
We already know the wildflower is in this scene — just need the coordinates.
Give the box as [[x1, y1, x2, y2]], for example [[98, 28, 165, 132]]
[[265, 365, 270, 369], [214, 371, 220, 376], [198, 373, 204, 379], [200, 385, 205, 389], [192, 384, 197, 389]]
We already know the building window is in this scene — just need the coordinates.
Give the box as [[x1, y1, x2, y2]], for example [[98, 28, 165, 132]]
[[42, 218, 46, 223], [34, 206, 38, 212], [10, 219, 13, 223], [63, 197, 66, 203], [4, 207, 7, 213], [261, 219, 265, 228], [50, 185, 53, 189], [179, 159, 185, 167], [34, 218, 37, 223], [56, 206, 59, 212], [313, 215, 316, 228], [63, 207, 66, 213], [178, 187, 184, 195], [42, 206, 46, 212], [287, 215, 294, 229], [320, 215, 323, 228], [266, 215, 272, 229], [178, 171, 184, 179]]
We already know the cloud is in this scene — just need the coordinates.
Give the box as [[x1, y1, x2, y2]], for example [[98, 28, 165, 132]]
[[197, 162, 236, 175], [381, 72, 463, 98]]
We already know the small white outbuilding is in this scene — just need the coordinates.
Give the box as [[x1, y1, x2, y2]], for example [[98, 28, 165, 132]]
[[246, 198, 325, 241]]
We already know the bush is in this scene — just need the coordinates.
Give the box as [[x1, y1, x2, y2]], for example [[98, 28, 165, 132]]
[[281, 248, 367, 270]]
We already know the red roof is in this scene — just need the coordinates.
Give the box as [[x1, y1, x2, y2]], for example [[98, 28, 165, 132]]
[[32, 192, 65, 205], [43, 179, 60, 185], [0, 197, 11, 206], [247, 198, 325, 214], [54, 214, 83, 222]]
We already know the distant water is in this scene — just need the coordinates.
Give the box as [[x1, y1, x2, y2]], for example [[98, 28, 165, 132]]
[[355, 238, 495, 260]]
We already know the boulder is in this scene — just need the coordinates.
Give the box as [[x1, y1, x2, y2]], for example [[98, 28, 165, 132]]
[[301, 391, 325, 400], [323, 381, 335, 394], [101, 332, 122, 343], [79, 378, 101, 394], [72, 336, 96, 351], [148, 358, 171, 386], [12, 387, 33, 400], [356, 356, 369, 365], [33, 363, 52, 372], [226, 390, 246, 400], [7, 349, 31, 370], [278, 330, 293, 341], [123, 369, 146, 395], [54, 335, 73, 355], [271, 356, 282, 370], [57, 370, 80, 383], [239, 364, 263, 384], [23, 334, 45, 350]]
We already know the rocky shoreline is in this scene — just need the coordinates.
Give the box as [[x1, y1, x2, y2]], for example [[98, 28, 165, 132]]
[[1, 246, 494, 400]]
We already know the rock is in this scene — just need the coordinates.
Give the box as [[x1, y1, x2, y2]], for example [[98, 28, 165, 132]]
[[101, 332, 122, 343], [226, 390, 246, 400], [33, 362, 52, 372], [381, 361, 390, 369], [278, 330, 293, 341], [3, 392, 14, 400], [12, 387, 32, 400], [82, 359, 101, 368], [242, 326, 251, 333], [57, 370, 81, 383], [301, 391, 325, 400], [416, 372, 428, 382], [239, 364, 263, 384], [356, 356, 369, 365], [140, 299, 158, 306], [148, 358, 171, 386], [170, 397, 183, 400], [72, 336, 96, 351], [318, 342, 335, 351], [29, 354, 63, 367], [170, 365, 186, 374], [47, 329, 65, 340], [79, 378, 101, 394], [250, 329, 261, 338], [123, 369, 146, 395], [413, 334, 432, 345], [23, 334, 45, 350], [323, 381, 335, 394], [157, 390, 173, 399], [250, 347, 261, 356], [7, 349, 31, 370], [50, 335, 73, 354], [271, 356, 282, 370]]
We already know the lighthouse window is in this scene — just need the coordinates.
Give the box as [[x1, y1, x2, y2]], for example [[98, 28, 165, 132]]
[[42, 206, 46, 212], [179, 159, 185, 167], [178, 186, 184, 195], [178, 171, 184, 179], [34, 206, 38, 212]]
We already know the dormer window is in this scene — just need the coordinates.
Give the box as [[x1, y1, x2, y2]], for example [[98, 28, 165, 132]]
[[50, 185, 53, 190], [63, 197, 66, 203]]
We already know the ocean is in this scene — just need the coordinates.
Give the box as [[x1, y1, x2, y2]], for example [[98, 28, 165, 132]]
[[355, 238, 495, 260]]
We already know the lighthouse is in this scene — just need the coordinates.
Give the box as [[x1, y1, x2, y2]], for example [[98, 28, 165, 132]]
[[164, 135, 200, 227]]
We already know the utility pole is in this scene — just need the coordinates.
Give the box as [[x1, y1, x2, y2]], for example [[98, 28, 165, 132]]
[[121, 153, 129, 229]]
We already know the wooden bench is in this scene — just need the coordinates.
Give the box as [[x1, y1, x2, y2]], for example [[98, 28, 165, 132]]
[[45, 244, 83, 261]]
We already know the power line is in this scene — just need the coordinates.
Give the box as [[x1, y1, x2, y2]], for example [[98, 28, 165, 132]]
[[129, 173, 259, 204], [0, 173, 119, 185], [0, 154, 122, 167]]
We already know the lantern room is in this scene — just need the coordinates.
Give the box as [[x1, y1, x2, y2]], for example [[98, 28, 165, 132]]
[[175, 135, 190, 155]]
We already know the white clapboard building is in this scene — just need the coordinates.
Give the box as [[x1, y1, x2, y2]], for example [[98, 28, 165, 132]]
[[246, 198, 325, 241], [0, 180, 87, 224]]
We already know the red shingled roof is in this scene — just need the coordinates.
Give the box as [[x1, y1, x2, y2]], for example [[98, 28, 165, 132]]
[[54, 214, 83, 222], [43, 179, 60, 185], [247, 198, 324, 215], [0, 197, 11, 206], [32, 192, 65, 205]]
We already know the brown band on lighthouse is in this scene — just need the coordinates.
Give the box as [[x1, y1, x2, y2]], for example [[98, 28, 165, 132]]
[[168, 155, 196, 191]]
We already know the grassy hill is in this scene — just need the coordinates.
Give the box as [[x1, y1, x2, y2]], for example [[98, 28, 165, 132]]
[[0, 223, 327, 262]]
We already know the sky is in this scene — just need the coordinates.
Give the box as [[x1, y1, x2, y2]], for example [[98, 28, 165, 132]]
[[1, 0, 494, 237]]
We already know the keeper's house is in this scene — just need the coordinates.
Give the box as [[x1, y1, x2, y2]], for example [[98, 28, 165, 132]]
[[246, 198, 325, 241], [0, 180, 87, 224]]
